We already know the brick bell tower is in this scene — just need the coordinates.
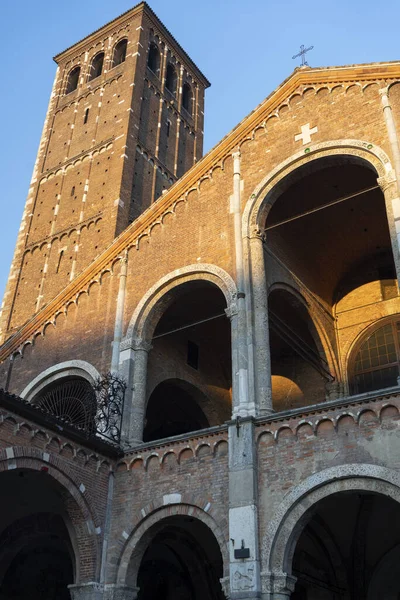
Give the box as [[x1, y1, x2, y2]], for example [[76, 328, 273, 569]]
[[0, 2, 210, 341]]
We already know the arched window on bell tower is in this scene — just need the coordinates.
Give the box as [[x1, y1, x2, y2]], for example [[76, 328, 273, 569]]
[[65, 66, 80, 94], [112, 39, 127, 68], [88, 52, 104, 81], [165, 63, 177, 96], [147, 43, 160, 76], [182, 82, 192, 114]]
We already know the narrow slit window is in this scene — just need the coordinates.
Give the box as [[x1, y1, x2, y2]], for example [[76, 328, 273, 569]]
[[166, 120, 171, 137], [187, 341, 199, 370], [84, 108, 89, 124], [70, 186, 75, 196]]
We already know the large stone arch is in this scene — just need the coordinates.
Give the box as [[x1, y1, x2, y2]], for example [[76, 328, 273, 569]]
[[116, 503, 229, 588], [20, 360, 101, 402], [120, 265, 237, 444], [241, 140, 397, 413], [243, 139, 394, 236], [125, 263, 237, 343], [0, 448, 101, 583], [262, 464, 400, 586]]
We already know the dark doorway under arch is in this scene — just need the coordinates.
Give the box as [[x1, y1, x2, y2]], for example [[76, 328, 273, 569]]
[[143, 379, 209, 442], [144, 279, 232, 442], [135, 516, 225, 600], [0, 470, 75, 600], [291, 491, 400, 599]]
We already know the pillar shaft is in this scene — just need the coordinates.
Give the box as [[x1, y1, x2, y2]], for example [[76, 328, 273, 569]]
[[248, 233, 272, 415]]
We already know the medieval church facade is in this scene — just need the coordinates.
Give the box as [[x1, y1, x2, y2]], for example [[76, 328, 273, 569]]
[[0, 2, 400, 599]]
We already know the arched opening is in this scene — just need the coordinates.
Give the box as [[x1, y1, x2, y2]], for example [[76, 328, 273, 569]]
[[349, 317, 400, 394], [65, 67, 80, 94], [112, 39, 127, 68], [0, 469, 76, 599], [32, 376, 97, 434], [88, 52, 104, 81], [129, 515, 224, 600], [147, 43, 160, 76], [165, 64, 177, 96], [264, 155, 397, 399], [290, 491, 400, 599], [269, 288, 330, 410], [144, 379, 210, 442], [145, 280, 232, 441], [182, 83, 192, 114]]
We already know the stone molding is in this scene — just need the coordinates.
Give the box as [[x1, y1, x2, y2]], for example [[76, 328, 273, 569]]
[[243, 139, 393, 237], [115, 503, 229, 587], [125, 263, 237, 340], [20, 359, 101, 401], [263, 464, 400, 574]]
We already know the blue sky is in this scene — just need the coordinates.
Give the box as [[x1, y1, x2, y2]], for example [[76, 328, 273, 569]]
[[1, 0, 399, 303]]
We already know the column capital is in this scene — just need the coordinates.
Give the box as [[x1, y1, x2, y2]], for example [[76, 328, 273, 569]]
[[260, 571, 297, 596], [225, 302, 238, 320], [104, 584, 140, 600], [249, 225, 266, 241], [378, 171, 397, 195], [120, 337, 152, 353], [220, 576, 230, 599], [68, 582, 104, 600]]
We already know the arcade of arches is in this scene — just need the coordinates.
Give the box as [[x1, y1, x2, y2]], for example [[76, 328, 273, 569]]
[[265, 155, 399, 409]]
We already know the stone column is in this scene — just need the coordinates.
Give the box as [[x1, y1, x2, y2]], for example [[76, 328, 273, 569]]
[[119, 337, 152, 446], [260, 572, 297, 599], [377, 174, 400, 286], [228, 420, 261, 600], [248, 230, 273, 416]]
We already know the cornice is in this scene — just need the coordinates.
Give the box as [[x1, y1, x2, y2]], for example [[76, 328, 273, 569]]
[[1, 62, 400, 360]]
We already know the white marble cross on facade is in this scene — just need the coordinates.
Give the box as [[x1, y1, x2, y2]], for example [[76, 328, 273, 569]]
[[295, 123, 318, 145]]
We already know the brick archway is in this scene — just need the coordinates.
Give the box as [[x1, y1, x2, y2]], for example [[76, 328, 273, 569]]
[[0, 448, 101, 583], [262, 464, 400, 583], [125, 263, 237, 343], [116, 503, 229, 587]]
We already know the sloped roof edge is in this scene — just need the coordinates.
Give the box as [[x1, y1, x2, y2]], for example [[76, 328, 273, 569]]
[[1, 60, 400, 360]]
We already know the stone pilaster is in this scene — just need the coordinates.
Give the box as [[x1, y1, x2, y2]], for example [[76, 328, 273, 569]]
[[119, 336, 152, 446], [228, 419, 261, 599]]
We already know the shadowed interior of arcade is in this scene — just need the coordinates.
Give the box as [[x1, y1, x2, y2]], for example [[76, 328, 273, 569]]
[[131, 516, 225, 600], [144, 281, 232, 442], [0, 469, 75, 600], [291, 491, 400, 599], [265, 156, 398, 407]]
